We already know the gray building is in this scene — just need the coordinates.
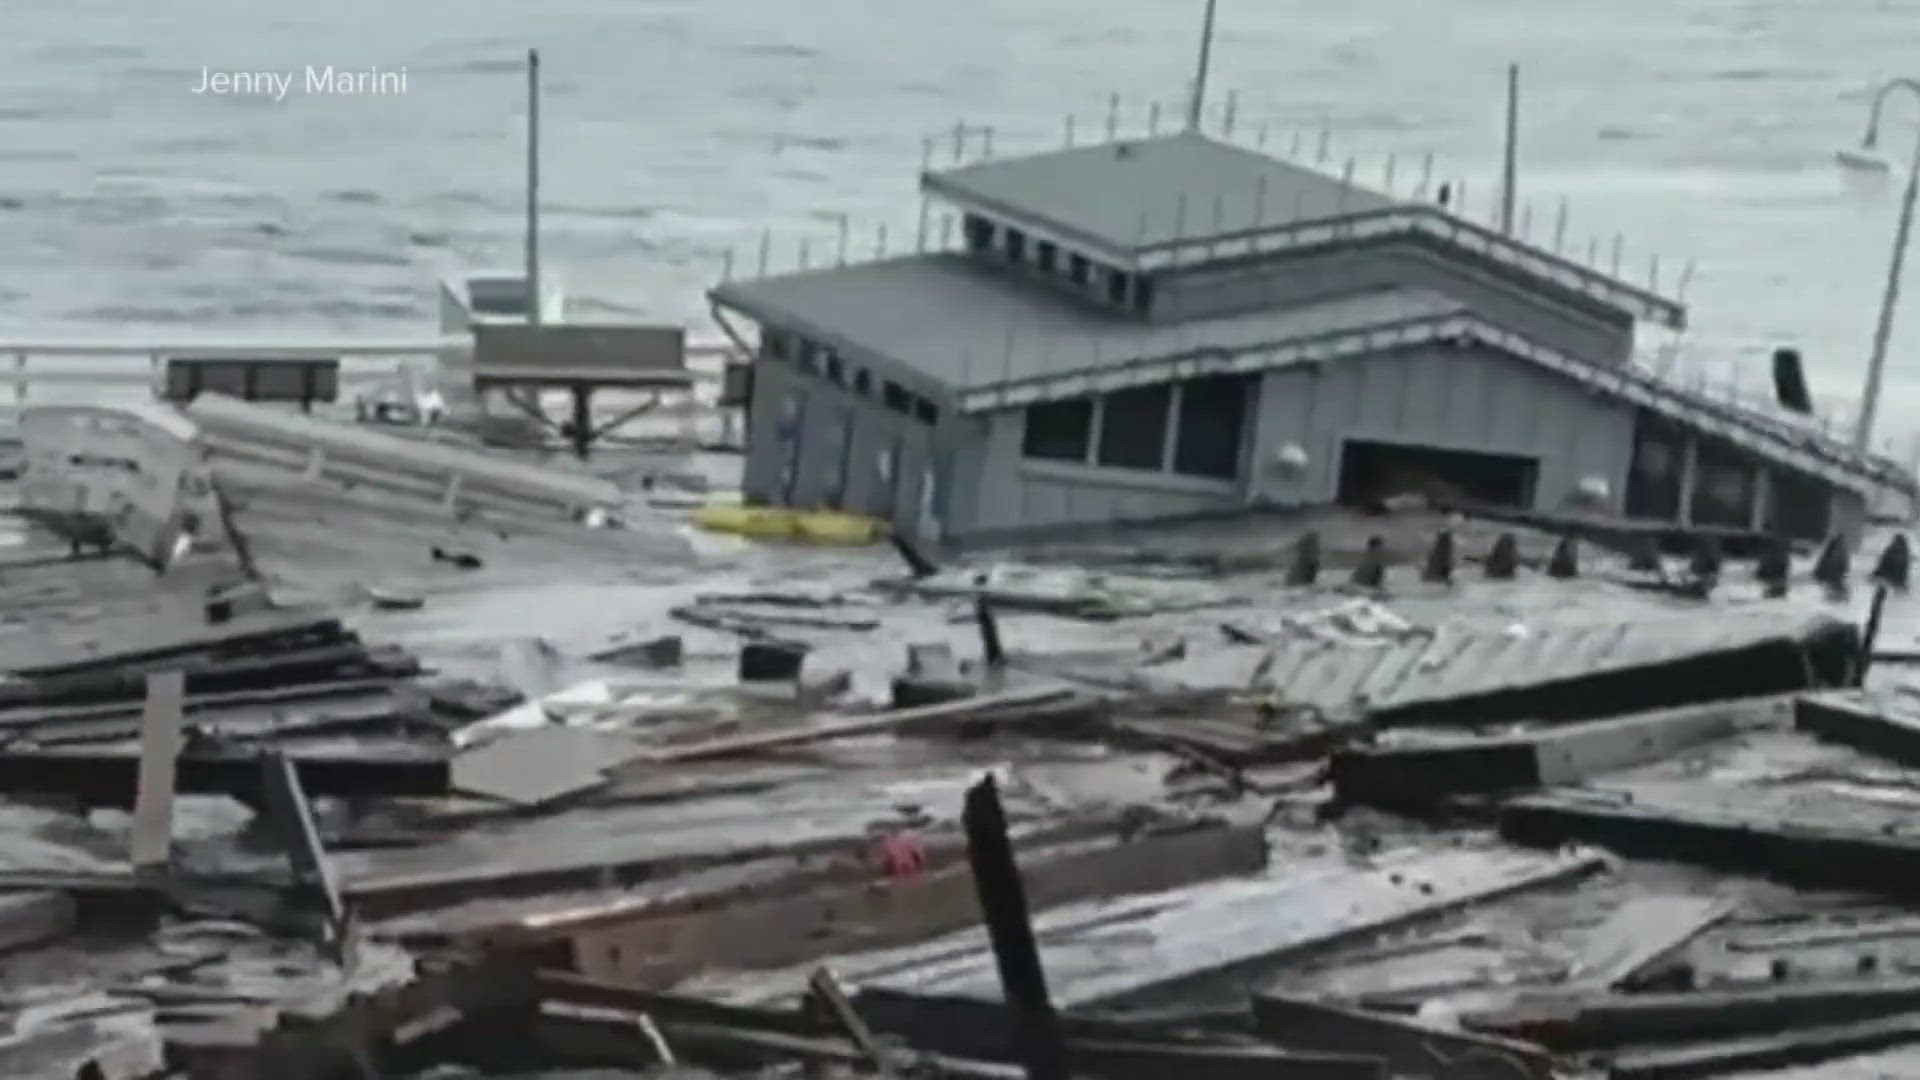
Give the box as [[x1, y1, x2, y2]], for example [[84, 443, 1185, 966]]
[[710, 132, 1914, 547]]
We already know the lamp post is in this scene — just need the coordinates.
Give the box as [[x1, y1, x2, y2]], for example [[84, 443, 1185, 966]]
[[1851, 77, 1920, 454]]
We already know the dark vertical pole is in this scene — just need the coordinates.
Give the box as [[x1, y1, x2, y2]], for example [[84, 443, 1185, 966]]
[[570, 384, 591, 459], [526, 49, 542, 326], [1859, 585, 1890, 686], [963, 774, 1068, 1080], [1185, 0, 1220, 133], [1500, 63, 1519, 235]]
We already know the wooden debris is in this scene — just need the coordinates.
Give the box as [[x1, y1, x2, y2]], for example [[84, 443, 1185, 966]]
[[452, 727, 648, 807], [1814, 534, 1850, 597], [1252, 993, 1554, 1080], [1485, 532, 1519, 579], [1420, 529, 1454, 584], [130, 670, 186, 872], [1286, 531, 1321, 586], [1350, 536, 1386, 589], [809, 968, 895, 1076], [0, 890, 76, 953], [639, 687, 1075, 764], [1547, 536, 1579, 579], [1873, 533, 1911, 591], [1564, 895, 1731, 990]]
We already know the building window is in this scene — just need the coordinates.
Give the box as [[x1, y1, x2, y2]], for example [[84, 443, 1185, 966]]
[[1036, 241, 1057, 274], [1022, 399, 1094, 462], [1005, 228, 1027, 263], [913, 397, 939, 425], [825, 350, 845, 385], [852, 368, 872, 396], [764, 332, 790, 360], [1068, 254, 1090, 287], [883, 381, 912, 414], [796, 339, 820, 374], [964, 214, 995, 253], [1097, 384, 1172, 470], [1132, 275, 1155, 316], [1173, 375, 1251, 480], [1106, 269, 1131, 307]]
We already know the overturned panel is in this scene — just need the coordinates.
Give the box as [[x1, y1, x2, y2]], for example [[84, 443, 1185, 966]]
[[185, 393, 622, 522], [17, 403, 224, 568], [1149, 609, 1857, 725]]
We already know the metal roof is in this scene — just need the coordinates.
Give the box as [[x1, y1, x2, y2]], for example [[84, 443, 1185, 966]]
[[922, 132, 1396, 258], [710, 252, 1460, 393]]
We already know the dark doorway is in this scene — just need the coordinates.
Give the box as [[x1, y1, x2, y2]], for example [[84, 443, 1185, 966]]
[[1337, 439, 1538, 509]]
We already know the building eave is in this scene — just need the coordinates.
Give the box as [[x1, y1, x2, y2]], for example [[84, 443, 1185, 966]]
[[919, 172, 1143, 267]]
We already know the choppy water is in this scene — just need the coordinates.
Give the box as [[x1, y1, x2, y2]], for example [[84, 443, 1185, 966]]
[[8, 0, 1920, 447]]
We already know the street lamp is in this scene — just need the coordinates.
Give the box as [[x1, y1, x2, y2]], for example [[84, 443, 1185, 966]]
[[1847, 77, 1920, 455]]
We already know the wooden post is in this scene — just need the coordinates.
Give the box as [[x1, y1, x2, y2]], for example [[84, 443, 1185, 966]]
[[964, 774, 1068, 1080], [131, 670, 186, 873]]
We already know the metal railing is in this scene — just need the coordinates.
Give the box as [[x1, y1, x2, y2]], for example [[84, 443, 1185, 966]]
[[0, 333, 739, 405], [1131, 204, 1686, 331]]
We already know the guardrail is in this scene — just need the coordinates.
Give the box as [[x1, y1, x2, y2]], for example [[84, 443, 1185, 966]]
[[185, 393, 624, 523]]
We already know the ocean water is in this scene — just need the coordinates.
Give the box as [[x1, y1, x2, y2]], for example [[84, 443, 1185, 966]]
[[6, 0, 1920, 450]]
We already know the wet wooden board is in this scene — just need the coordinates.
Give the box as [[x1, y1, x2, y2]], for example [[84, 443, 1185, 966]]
[[452, 727, 649, 807], [1567, 895, 1730, 989], [854, 846, 1605, 1010], [130, 669, 186, 869], [3, 604, 341, 678], [1252, 993, 1553, 1080]]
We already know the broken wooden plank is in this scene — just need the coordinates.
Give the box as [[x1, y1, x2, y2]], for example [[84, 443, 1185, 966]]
[[642, 686, 1075, 763], [1565, 896, 1730, 990], [1605, 1012, 1920, 1080], [0, 890, 76, 953], [854, 846, 1606, 1010], [130, 670, 186, 871], [1251, 992, 1553, 1080], [0, 746, 450, 804], [810, 967, 895, 1076], [565, 822, 1268, 989], [1462, 976, 1920, 1049], [852, 990, 1385, 1080], [1332, 699, 1769, 809], [1500, 792, 1920, 898], [451, 727, 648, 807], [259, 751, 345, 936], [1795, 690, 1920, 766]]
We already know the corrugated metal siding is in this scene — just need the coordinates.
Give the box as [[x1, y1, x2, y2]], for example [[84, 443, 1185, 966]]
[[1245, 342, 1635, 513]]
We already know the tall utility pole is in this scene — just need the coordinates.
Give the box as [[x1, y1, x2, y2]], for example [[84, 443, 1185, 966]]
[[1186, 0, 1220, 133], [1853, 77, 1920, 454], [526, 48, 542, 325], [1500, 63, 1519, 235]]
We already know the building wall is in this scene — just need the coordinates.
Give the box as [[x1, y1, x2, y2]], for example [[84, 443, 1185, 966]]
[[1154, 237, 1636, 364], [955, 413, 1242, 539], [1242, 342, 1637, 514], [945, 341, 1635, 545], [741, 354, 946, 537]]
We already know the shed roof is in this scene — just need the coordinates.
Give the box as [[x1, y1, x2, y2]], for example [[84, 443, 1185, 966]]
[[922, 132, 1396, 257], [710, 253, 1458, 394]]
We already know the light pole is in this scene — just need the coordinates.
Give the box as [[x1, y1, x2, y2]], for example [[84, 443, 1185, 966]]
[[1185, 0, 1220, 133], [1851, 77, 1920, 454]]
